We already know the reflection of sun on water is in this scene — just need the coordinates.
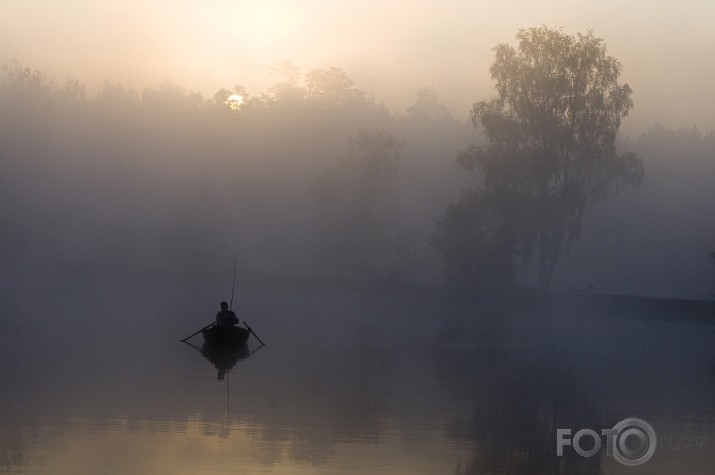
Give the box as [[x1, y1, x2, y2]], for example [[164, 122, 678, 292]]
[[225, 94, 244, 111], [16, 415, 463, 474]]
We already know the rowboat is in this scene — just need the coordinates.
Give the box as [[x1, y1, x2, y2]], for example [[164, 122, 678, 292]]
[[201, 325, 250, 346]]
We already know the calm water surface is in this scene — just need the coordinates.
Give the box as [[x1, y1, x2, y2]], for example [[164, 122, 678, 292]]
[[2, 286, 714, 474]]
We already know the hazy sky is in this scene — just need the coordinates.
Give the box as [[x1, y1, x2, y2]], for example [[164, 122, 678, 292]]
[[2, 0, 714, 135]]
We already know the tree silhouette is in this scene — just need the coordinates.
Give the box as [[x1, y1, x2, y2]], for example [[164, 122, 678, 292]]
[[406, 87, 453, 122], [0, 59, 50, 100], [432, 188, 529, 291], [451, 27, 644, 291], [264, 60, 304, 103], [313, 130, 417, 280], [305, 67, 366, 108]]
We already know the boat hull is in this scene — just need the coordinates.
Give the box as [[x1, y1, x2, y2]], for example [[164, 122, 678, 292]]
[[201, 325, 250, 346]]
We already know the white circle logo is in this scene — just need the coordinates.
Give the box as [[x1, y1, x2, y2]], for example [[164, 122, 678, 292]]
[[610, 418, 657, 466]]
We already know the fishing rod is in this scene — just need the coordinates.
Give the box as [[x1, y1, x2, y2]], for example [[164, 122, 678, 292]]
[[229, 257, 237, 310]]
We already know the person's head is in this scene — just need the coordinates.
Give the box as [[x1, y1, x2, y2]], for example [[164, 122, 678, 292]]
[[220, 301, 228, 310]]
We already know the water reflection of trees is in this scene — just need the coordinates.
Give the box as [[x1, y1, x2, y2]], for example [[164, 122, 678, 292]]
[[332, 346, 393, 442], [0, 427, 25, 471], [434, 346, 604, 475], [234, 345, 395, 467]]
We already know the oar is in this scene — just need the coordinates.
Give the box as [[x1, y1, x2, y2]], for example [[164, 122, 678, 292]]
[[243, 321, 265, 346], [181, 322, 215, 342]]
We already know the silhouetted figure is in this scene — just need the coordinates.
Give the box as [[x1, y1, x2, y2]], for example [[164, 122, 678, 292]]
[[216, 301, 238, 328]]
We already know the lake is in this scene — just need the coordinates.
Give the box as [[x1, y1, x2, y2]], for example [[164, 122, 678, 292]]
[[1, 275, 714, 474]]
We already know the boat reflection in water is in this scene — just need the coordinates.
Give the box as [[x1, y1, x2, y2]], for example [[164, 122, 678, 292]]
[[184, 325, 264, 380], [200, 341, 251, 380]]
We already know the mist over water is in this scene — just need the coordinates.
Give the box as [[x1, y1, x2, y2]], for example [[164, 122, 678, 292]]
[[2, 278, 714, 474]]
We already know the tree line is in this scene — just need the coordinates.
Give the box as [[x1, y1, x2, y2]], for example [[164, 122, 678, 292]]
[[3, 27, 711, 296]]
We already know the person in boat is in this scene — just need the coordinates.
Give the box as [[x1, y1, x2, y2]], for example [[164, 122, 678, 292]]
[[216, 301, 239, 328]]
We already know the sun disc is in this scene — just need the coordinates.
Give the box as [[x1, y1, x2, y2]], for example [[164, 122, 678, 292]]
[[225, 93, 244, 110]]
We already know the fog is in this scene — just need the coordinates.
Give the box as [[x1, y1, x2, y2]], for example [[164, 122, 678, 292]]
[[2, 1, 715, 135], [1, 7, 714, 352], [0, 64, 470, 290], [1, 41, 714, 311], [556, 127, 715, 298]]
